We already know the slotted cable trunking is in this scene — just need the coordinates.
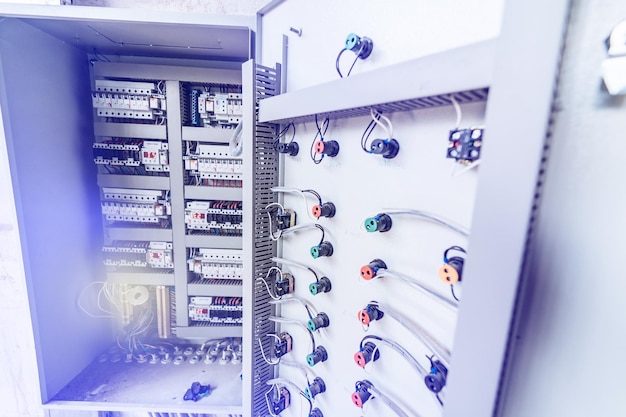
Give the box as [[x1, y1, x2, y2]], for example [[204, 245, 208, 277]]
[[242, 61, 282, 417]]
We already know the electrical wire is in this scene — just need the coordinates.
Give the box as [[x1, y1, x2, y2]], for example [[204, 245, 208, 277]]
[[279, 223, 323, 241], [310, 115, 329, 164], [271, 257, 320, 283], [269, 316, 316, 354], [255, 271, 282, 301], [271, 186, 321, 221], [361, 109, 394, 154], [265, 202, 286, 241], [449, 94, 462, 129], [265, 386, 281, 417], [335, 43, 365, 78], [361, 112, 379, 153], [273, 122, 296, 146], [258, 334, 281, 365], [450, 285, 460, 302], [367, 383, 413, 417], [267, 378, 312, 417], [371, 109, 393, 141], [359, 335, 427, 377], [378, 209, 470, 237], [77, 281, 122, 318], [376, 270, 459, 310], [281, 359, 317, 383], [269, 296, 318, 318], [366, 300, 451, 367]]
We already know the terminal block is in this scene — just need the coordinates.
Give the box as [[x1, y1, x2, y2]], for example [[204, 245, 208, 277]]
[[92, 79, 166, 120], [103, 241, 173, 269], [93, 139, 169, 172], [447, 128, 484, 163], [184, 200, 242, 234], [101, 188, 171, 224], [187, 248, 243, 280], [188, 296, 243, 324], [184, 143, 242, 187]]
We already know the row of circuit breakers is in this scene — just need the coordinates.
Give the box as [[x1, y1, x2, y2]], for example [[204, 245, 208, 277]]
[[91, 77, 244, 327]]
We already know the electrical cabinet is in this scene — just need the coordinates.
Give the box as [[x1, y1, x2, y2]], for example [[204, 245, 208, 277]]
[[0, 1, 570, 417]]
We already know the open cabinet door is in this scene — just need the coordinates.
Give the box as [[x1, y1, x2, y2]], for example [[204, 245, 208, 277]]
[[0, 4, 254, 413], [0, 17, 108, 403]]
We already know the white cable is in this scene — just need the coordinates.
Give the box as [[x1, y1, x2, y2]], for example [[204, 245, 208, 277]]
[[258, 335, 280, 365], [266, 378, 308, 417], [255, 276, 281, 301], [379, 209, 470, 237], [268, 316, 314, 352], [265, 202, 285, 241], [271, 186, 317, 221], [449, 94, 462, 129], [281, 359, 317, 381], [229, 122, 243, 157], [368, 384, 415, 417], [265, 386, 281, 417], [365, 336, 427, 377], [269, 295, 318, 317], [272, 257, 320, 280], [77, 281, 118, 318], [377, 270, 458, 310], [279, 222, 319, 236], [370, 108, 393, 140], [369, 301, 451, 367]]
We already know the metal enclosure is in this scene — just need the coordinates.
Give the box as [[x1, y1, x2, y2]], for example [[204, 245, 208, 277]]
[[0, 1, 577, 416]]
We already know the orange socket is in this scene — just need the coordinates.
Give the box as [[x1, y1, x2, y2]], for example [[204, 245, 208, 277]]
[[312, 205, 322, 218], [354, 351, 367, 368], [438, 264, 460, 285], [314, 140, 325, 154], [357, 309, 371, 325], [360, 265, 376, 280]]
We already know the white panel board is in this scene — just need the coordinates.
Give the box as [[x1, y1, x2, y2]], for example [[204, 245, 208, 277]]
[[271, 102, 486, 417], [260, 0, 504, 91]]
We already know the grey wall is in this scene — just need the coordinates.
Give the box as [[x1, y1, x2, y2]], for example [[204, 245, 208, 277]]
[[499, 1, 626, 416]]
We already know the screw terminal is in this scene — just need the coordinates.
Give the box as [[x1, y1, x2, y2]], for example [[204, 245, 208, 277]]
[[275, 272, 295, 297]]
